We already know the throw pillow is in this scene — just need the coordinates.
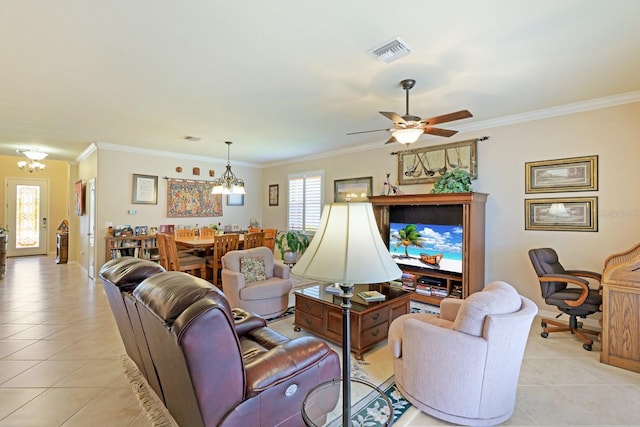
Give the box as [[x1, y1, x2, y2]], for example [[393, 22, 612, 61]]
[[240, 256, 267, 283]]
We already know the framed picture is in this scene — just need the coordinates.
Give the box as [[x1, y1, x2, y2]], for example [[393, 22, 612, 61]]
[[227, 193, 244, 206], [269, 184, 279, 206], [74, 180, 84, 216], [525, 155, 598, 193], [397, 138, 478, 185], [334, 176, 373, 202], [525, 197, 598, 232], [132, 174, 158, 204]]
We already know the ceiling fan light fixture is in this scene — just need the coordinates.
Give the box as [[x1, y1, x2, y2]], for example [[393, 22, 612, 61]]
[[392, 128, 423, 144]]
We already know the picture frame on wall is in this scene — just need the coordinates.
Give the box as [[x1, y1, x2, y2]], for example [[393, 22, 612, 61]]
[[525, 155, 598, 193], [74, 180, 84, 216], [269, 184, 279, 206], [334, 176, 373, 202], [227, 193, 244, 206], [525, 196, 598, 232], [132, 174, 158, 204]]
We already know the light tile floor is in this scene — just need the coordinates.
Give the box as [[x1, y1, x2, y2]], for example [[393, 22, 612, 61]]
[[1, 255, 639, 426]]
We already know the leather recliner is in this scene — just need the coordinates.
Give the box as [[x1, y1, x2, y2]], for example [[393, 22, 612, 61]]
[[131, 270, 341, 427], [98, 256, 166, 398]]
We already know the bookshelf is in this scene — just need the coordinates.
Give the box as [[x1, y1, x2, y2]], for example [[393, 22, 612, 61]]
[[105, 235, 160, 263]]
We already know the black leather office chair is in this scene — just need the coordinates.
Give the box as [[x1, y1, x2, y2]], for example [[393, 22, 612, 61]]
[[528, 248, 602, 351]]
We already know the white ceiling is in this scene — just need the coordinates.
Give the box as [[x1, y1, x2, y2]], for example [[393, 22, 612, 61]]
[[2, 0, 640, 165]]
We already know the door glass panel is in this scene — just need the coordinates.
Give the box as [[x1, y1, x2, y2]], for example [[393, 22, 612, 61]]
[[15, 184, 40, 249]]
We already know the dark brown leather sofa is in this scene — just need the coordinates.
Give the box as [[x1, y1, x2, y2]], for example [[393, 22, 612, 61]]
[[99, 256, 166, 397], [100, 257, 340, 427]]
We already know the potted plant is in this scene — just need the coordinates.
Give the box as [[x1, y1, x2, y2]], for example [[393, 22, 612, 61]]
[[0, 226, 8, 234], [276, 230, 310, 263], [431, 168, 473, 194]]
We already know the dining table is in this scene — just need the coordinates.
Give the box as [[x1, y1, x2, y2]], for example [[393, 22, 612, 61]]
[[175, 233, 244, 253]]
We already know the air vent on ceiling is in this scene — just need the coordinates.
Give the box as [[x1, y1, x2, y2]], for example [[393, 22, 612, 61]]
[[183, 136, 201, 142], [368, 37, 413, 64]]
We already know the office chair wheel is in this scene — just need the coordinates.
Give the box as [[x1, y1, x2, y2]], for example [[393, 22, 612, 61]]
[[541, 332, 549, 338], [583, 343, 592, 351], [541, 321, 547, 328]]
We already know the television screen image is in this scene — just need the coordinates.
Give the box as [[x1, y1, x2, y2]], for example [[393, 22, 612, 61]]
[[389, 222, 463, 275]]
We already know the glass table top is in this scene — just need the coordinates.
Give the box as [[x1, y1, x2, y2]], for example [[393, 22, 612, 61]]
[[294, 282, 410, 312]]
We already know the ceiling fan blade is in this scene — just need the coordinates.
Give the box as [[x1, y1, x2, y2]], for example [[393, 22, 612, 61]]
[[346, 128, 390, 135], [384, 136, 398, 145], [379, 111, 406, 124], [424, 127, 458, 137], [421, 110, 472, 126]]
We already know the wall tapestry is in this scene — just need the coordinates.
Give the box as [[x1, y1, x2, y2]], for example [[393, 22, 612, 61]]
[[395, 137, 488, 185], [166, 178, 222, 218]]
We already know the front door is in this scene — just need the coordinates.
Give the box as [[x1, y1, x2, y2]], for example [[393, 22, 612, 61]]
[[5, 178, 50, 257]]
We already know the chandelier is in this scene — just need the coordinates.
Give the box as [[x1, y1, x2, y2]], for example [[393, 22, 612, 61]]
[[17, 149, 48, 173], [212, 141, 245, 195]]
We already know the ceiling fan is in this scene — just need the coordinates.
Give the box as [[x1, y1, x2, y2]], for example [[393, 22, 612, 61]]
[[348, 79, 473, 145]]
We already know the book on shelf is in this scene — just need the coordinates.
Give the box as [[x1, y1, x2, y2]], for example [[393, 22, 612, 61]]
[[357, 290, 386, 302]]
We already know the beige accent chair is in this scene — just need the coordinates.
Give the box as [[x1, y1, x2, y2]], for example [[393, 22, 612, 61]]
[[388, 281, 537, 426], [221, 246, 293, 319]]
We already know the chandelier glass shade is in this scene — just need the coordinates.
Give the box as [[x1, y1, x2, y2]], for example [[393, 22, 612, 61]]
[[211, 141, 245, 195], [392, 127, 424, 144], [17, 149, 48, 172]]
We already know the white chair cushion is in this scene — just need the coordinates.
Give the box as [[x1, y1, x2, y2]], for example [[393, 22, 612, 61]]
[[452, 281, 522, 337]]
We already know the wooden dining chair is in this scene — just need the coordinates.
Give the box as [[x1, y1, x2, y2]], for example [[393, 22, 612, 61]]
[[175, 229, 195, 238], [199, 227, 217, 237], [205, 234, 240, 286], [165, 232, 206, 278], [262, 228, 277, 252], [243, 232, 264, 249], [156, 233, 170, 270]]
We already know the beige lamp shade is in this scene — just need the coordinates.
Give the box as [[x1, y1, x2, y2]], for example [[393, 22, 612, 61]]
[[292, 202, 402, 284]]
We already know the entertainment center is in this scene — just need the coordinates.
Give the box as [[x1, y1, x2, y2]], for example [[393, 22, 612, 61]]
[[368, 192, 488, 306]]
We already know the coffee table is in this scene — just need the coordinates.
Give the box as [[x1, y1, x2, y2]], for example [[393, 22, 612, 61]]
[[294, 282, 411, 359]]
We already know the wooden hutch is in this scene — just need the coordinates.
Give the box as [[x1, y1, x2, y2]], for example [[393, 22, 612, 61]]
[[368, 192, 488, 306]]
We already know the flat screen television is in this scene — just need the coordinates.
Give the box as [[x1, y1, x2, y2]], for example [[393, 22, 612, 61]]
[[388, 222, 463, 275]]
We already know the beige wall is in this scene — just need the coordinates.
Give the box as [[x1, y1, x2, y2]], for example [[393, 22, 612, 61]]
[[262, 101, 640, 314], [0, 155, 71, 255], [91, 147, 263, 266]]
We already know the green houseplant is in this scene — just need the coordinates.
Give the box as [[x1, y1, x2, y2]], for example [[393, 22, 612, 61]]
[[431, 169, 473, 194], [275, 230, 310, 263]]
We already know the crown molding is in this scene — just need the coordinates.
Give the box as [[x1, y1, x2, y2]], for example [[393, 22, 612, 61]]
[[93, 141, 259, 168]]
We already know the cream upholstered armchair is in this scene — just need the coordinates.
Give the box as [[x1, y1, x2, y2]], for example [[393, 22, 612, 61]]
[[388, 281, 537, 426], [221, 246, 292, 319]]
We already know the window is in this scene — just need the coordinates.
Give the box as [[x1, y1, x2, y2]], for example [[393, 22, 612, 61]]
[[288, 171, 323, 233]]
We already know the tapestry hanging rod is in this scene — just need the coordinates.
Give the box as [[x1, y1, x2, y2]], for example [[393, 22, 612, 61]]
[[162, 176, 216, 184]]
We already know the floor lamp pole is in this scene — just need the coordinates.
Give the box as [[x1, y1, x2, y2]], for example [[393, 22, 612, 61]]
[[339, 283, 354, 426]]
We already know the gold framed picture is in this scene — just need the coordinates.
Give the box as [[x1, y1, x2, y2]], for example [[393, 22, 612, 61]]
[[525, 197, 598, 232], [525, 155, 598, 193]]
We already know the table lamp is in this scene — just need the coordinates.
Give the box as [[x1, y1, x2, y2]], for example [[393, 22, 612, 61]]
[[292, 202, 402, 425]]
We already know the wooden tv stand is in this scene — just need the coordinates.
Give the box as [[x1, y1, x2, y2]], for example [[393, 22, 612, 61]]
[[369, 192, 488, 306]]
